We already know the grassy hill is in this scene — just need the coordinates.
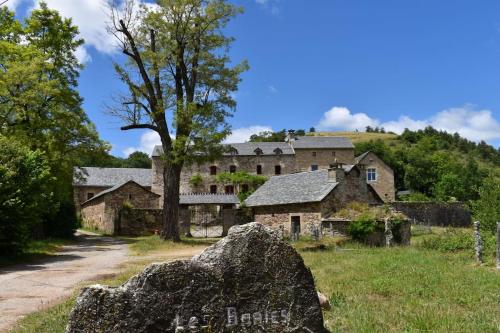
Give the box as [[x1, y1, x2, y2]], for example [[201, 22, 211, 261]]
[[306, 131, 399, 144]]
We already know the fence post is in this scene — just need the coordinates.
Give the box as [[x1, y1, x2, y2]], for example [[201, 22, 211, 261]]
[[384, 218, 393, 247], [474, 221, 483, 265], [496, 222, 500, 270]]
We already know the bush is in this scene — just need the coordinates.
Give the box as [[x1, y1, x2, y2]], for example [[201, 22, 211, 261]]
[[347, 213, 378, 241], [472, 175, 500, 234], [0, 137, 54, 253], [43, 201, 78, 239], [418, 228, 496, 256]]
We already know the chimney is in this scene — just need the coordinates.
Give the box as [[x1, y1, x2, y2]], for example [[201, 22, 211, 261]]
[[328, 163, 345, 183], [286, 129, 296, 143]]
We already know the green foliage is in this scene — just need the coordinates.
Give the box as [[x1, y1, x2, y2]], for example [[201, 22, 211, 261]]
[[189, 174, 203, 187], [216, 171, 267, 201], [417, 228, 496, 255], [249, 129, 305, 142], [472, 175, 500, 234], [0, 5, 105, 243], [354, 127, 492, 203], [0, 136, 53, 253], [347, 213, 378, 241], [399, 192, 432, 202]]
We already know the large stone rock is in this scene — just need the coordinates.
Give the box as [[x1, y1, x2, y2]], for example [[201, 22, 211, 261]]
[[66, 223, 328, 333]]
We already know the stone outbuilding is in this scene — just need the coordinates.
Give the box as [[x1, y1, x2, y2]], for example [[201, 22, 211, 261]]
[[80, 180, 160, 234], [244, 164, 383, 236]]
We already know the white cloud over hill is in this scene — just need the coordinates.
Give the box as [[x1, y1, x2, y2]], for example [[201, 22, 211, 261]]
[[318, 105, 500, 143]]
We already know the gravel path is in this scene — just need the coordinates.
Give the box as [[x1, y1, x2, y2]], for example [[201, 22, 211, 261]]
[[0, 231, 131, 332]]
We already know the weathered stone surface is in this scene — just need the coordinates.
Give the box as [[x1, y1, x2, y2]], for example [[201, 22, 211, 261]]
[[66, 223, 328, 333]]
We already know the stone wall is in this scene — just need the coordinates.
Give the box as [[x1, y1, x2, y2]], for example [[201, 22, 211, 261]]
[[80, 198, 110, 233], [390, 202, 472, 227], [253, 203, 322, 236], [118, 208, 163, 236], [320, 166, 383, 216], [358, 151, 395, 202], [294, 148, 355, 172]]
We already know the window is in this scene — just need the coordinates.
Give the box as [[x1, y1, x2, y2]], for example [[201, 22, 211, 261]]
[[128, 194, 132, 200], [311, 165, 318, 171], [312, 151, 317, 157], [273, 148, 283, 155], [210, 185, 217, 194], [242, 184, 249, 193], [225, 185, 234, 194], [229, 147, 238, 156], [256, 165, 262, 175], [87, 192, 94, 200], [254, 148, 263, 156], [332, 151, 336, 157], [229, 165, 237, 173], [210, 166, 217, 175], [275, 165, 281, 175], [367, 168, 377, 182]]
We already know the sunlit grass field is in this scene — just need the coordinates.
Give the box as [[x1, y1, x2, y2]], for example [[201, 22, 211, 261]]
[[11, 229, 500, 333]]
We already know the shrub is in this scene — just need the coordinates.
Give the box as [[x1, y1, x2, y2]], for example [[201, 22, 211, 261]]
[[472, 175, 500, 234], [347, 213, 378, 241], [418, 228, 496, 256], [189, 174, 203, 187]]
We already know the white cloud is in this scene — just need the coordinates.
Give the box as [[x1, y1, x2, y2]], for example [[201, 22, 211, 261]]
[[6, 0, 24, 10], [317, 105, 500, 143], [123, 130, 161, 157], [255, 0, 280, 15], [268, 85, 278, 94], [318, 106, 379, 131], [225, 125, 273, 143]]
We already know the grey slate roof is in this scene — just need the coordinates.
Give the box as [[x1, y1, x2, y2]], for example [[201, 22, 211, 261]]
[[73, 167, 152, 187], [290, 136, 354, 149], [82, 180, 159, 205], [244, 169, 338, 207], [180, 194, 240, 205], [152, 142, 294, 157], [355, 151, 371, 164]]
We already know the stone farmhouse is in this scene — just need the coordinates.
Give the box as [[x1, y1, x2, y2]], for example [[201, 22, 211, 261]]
[[73, 136, 395, 235]]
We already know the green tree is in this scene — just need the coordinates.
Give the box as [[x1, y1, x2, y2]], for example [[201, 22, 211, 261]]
[[472, 175, 500, 234], [124, 151, 152, 168], [0, 5, 104, 237], [0, 136, 53, 253], [108, 0, 248, 240]]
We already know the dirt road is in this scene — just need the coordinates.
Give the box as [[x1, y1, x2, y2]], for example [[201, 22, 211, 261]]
[[0, 231, 206, 332]]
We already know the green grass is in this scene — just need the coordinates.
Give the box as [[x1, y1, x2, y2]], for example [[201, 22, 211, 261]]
[[126, 235, 218, 255], [307, 131, 399, 144], [300, 244, 500, 332], [10, 232, 500, 333], [0, 238, 74, 267]]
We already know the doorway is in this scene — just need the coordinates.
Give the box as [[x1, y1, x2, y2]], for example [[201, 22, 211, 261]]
[[291, 216, 301, 236]]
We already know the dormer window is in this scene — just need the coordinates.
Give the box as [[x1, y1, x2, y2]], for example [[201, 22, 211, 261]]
[[229, 147, 238, 156], [254, 148, 263, 156], [274, 148, 283, 155]]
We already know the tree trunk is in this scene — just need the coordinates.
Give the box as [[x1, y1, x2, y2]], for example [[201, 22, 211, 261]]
[[161, 160, 182, 241]]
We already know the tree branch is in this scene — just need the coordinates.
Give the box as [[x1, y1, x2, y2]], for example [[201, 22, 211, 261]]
[[121, 124, 159, 131]]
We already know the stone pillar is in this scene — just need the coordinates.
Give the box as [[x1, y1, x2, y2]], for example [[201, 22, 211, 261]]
[[497, 222, 500, 270], [179, 207, 191, 237], [474, 221, 483, 264], [384, 219, 393, 247], [222, 207, 236, 237]]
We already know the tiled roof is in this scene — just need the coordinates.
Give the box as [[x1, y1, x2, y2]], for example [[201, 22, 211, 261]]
[[82, 180, 159, 205], [290, 136, 354, 149], [152, 142, 294, 157], [180, 194, 240, 205], [73, 167, 152, 187], [244, 169, 338, 207]]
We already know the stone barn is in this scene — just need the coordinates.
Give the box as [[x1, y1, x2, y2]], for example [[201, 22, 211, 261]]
[[244, 164, 383, 236], [80, 180, 160, 234]]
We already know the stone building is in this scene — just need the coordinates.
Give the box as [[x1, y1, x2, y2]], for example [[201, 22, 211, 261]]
[[244, 164, 383, 236], [80, 180, 160, 234], [150, 136, 393, 202], [73, 136, 395, 235], [355, 151, 395, 201]]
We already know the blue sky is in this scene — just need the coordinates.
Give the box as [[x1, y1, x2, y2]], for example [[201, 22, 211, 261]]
[[8, 0, 500, 155]]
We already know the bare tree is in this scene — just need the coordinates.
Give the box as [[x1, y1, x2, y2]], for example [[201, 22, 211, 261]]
[[107, 0, 247, 240]]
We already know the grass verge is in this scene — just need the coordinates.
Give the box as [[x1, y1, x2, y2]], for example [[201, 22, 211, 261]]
[[0, 238, 74, 268]]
